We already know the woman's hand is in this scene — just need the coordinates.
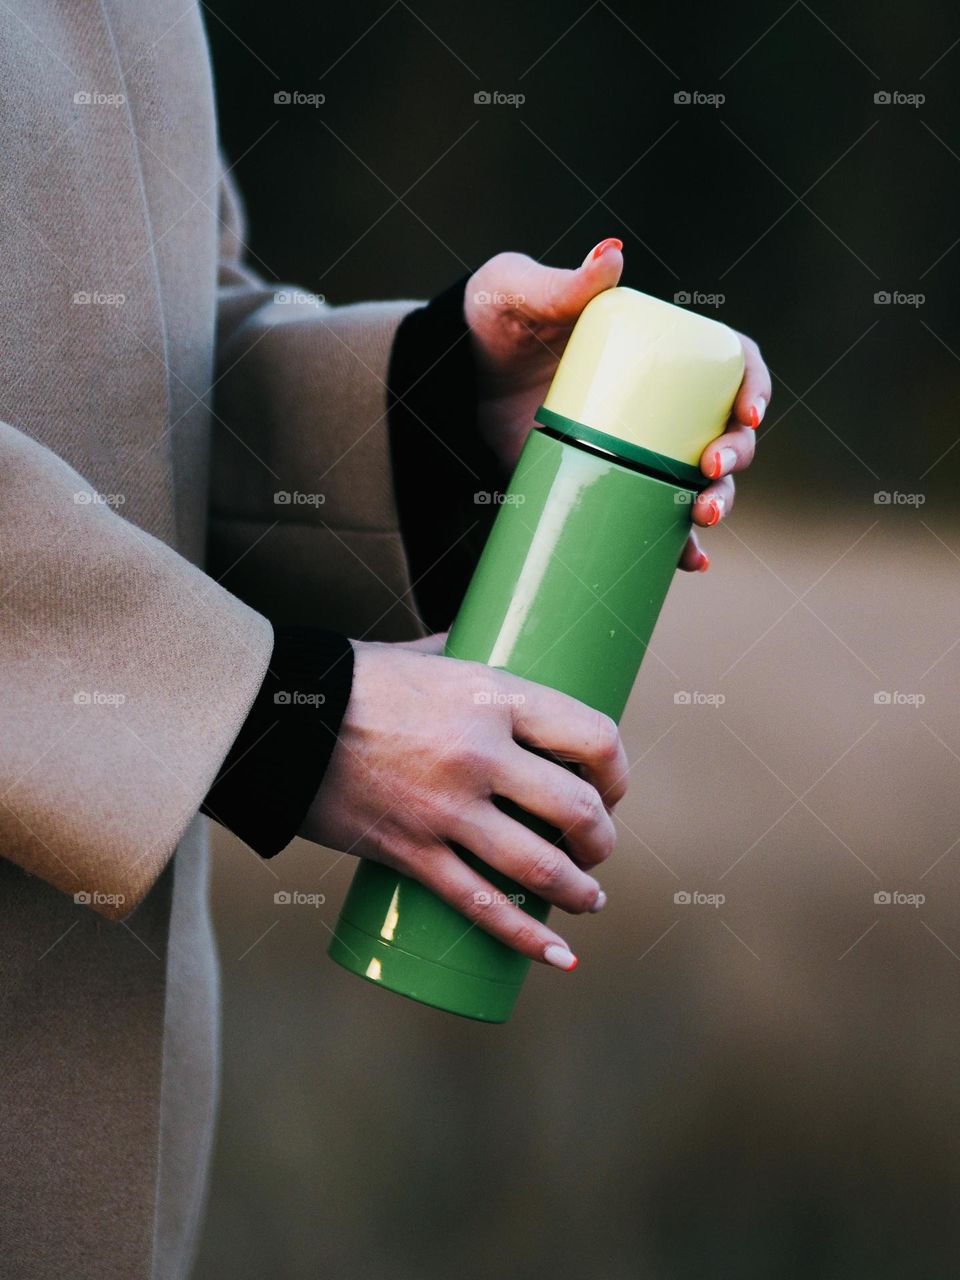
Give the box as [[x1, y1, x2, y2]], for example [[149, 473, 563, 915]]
[[302, 639, 629, 970], [465, 240, 771, 572]]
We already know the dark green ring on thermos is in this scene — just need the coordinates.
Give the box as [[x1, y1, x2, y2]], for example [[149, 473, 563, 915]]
[[328, 287, 745, 1021]]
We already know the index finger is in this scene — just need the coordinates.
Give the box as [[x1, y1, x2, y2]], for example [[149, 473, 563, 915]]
[[731, 331, 772, 430]]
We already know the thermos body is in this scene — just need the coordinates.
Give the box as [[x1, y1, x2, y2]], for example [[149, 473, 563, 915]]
[[328, 428, 696, 1022], [328, 286, 744, 1022]]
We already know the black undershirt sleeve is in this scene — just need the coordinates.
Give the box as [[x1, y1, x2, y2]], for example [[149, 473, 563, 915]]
[[386, 275, 506, 632], [200, 627, 354, 858]]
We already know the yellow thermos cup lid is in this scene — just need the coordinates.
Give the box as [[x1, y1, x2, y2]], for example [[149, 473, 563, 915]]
[[535, 287, 744, 486]]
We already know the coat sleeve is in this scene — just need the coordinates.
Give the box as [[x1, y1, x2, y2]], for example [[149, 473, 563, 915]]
[[208, 166, 427, 642], [0, 420, 273, 920]]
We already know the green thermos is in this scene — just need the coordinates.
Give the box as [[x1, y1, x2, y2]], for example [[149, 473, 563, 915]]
[[328, 287, 744, 1021]]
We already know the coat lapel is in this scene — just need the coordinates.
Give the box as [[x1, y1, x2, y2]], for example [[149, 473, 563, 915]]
[[0, 1, 218, 554]]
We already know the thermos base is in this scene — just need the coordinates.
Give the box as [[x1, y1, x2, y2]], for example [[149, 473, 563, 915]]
[[328, 919, 524, 1023]]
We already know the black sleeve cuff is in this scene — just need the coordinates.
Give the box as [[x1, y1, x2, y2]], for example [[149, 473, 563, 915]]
[[387, 276, 507, 633], [201, 626, 354, 858]]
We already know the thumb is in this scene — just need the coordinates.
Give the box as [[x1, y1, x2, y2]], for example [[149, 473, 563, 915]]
[[523, 237, 624, 327]]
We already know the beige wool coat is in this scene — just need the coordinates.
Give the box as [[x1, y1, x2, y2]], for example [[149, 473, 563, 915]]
[[0, 3, 425, 1276]]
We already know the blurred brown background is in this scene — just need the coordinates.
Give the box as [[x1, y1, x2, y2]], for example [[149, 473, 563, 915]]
[[196, 3, 960, 1276]]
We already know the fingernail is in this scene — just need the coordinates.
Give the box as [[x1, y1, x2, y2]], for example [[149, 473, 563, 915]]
[[589, 888, 608, 913], [544, 943, 579, 970], [698, 551, 711, 572], [749, 397, 766, 429], [590, 237, 623, 261], [709, 447, 737, 480], [704, 498, 723, 527], [718, 446, 737, 475]]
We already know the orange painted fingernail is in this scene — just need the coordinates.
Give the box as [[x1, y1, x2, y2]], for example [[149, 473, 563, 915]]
[[710, 453, 723, 480], [699, 551, 711, 572], [544, 943, 579, 970], [749, 396, 767, 429], [591, 237, 623, 260], [705, 499, 722, 526]]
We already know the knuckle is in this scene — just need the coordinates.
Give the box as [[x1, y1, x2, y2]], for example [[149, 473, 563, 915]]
[[594, 818, 617, 862], [606, 775, 629, 808], [739, 331, 761, 360], [571, 815, 617, 868], [520, 849, 565, 894], [543, 270, 571, 322], [571, 883, 599, 913], [568, 781, 604, 829], [607, 762, 629, 796], [591, 711, 621, 763]]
